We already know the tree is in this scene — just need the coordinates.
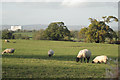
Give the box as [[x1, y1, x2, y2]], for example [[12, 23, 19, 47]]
[[79, 16, 118, 43], [33, 29, 45, 40], [102, 16, 118, 23], [78, 27, 88, 39], [70, 30, 79, 40], [44, 22, 71, 40]]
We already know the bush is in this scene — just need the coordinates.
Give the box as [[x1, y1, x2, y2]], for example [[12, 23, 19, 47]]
[[106, 58, 119, 78], [33, 29, 45, 40], [21, 35, 30, 40], [13, 34, 22, 39], [109, 40, 120, 44], [13, 34, 29, 40], [64, 36, 71, 41], [2, 30, 14, 39]]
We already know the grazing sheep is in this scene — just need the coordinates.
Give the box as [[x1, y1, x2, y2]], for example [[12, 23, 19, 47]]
[[2, 48, 15, 54], [92, 55, 108, 64], [48, 49, 54, 57], [76, 49, 91, 63], [5, 39, 10, 43]]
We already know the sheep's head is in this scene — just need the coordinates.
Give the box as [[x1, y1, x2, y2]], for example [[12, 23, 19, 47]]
[[48, 54, 52, 57], [92, 61, 94, 63], [2, 52, 4, 55], [2, 51, 6, 54], [76, 57, 80, 62]]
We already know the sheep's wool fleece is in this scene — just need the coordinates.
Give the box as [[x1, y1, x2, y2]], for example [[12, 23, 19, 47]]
[[93, 55, 108, 63], [5, 49, 14, 52], [2, 48, 15, 54], [77, 49, 91, 58], [48, 49, 54, 55]]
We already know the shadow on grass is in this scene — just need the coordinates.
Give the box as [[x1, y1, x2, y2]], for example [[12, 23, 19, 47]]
[[2, 54, 76, 61], [2, 54, 117, 62]]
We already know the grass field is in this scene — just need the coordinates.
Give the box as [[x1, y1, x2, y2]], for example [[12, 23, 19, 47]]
[[13, 32, 34, 38], [2, 40, 118, 78]]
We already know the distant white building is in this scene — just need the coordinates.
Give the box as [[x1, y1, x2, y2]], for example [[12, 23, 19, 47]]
[[10, 25, 22, 31]]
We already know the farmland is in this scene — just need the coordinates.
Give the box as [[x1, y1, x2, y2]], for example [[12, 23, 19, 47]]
[[2, 40, 118, 78]]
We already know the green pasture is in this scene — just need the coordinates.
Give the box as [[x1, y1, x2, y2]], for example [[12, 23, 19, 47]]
[[2, 40, 118, 78], [13, 32, 34, 37]]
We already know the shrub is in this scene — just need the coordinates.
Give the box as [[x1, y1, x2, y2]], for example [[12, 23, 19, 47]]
[[13, 34, 29, 40], [106, 58, 119, 78], [13, 34, 22, 39], [33, 29, 45, 40], [2, 30, 14, 39], [21, 35, 30, 40]]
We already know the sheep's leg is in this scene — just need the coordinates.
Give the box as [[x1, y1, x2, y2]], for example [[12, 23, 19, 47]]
[[98, 61, 101, 64], [103, 60, 107, 64], [81, 58, 83, 63], [84, 58, 86, 63], [87, 57, 90, 63]]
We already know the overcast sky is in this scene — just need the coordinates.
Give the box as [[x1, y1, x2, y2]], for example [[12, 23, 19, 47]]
[[0, 0, 119, 30]]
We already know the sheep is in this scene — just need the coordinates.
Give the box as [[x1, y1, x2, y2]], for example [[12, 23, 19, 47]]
[[48, 49, 54, 57], [2, 48, 15, 54], [92, 55, 108, 64], [5, 39, 10, 43], [76, 49, 91, 63]]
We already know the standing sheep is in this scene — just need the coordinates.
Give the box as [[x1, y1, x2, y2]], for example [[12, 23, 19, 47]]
[[76, 49, 91, 63], [2, 48, 15, 54], [92, 55, 108, 64], [48, 49, 54, 57]]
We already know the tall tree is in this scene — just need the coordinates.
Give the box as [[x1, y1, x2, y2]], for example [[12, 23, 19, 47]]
[[44, 22, 71, 40], [79, 16, 118, 43]]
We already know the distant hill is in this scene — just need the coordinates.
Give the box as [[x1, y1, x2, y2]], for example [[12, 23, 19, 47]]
[[1, 24, 84, 31], [22, 24, 48, 30], [0, 24, 118, 31], [67, 25, 85, 31], [1, 24, 48, 30]]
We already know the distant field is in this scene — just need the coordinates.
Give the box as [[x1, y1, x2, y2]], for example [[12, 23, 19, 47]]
[[2, 40, 118, 78], [13, 32, 34, 37]]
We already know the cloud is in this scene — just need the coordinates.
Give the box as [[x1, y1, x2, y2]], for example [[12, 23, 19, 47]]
[[61, 0, 86, 7], [1, 0, 63, 2], [61, 0, 119, 7], [2, 0, 119, 2]]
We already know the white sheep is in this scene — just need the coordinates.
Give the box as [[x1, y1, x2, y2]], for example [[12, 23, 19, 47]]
[[92, 55, 108, 64], [2, 48, 15, 54], [48, 49, 54, 57], [76, 49, 91, 63], [5, 39, 10, 43]]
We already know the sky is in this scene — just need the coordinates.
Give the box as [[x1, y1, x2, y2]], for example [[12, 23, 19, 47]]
[[0, 0, 119, 30]]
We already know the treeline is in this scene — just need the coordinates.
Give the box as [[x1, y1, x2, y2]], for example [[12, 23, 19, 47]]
[[33, 22, 71, 41], [1, 16, 120, 44], [2, 30, 30, 40]]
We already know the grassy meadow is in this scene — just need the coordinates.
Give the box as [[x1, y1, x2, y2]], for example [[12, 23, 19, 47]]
[[13, 32, 34, 38], [2, 39, 118, 78]]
